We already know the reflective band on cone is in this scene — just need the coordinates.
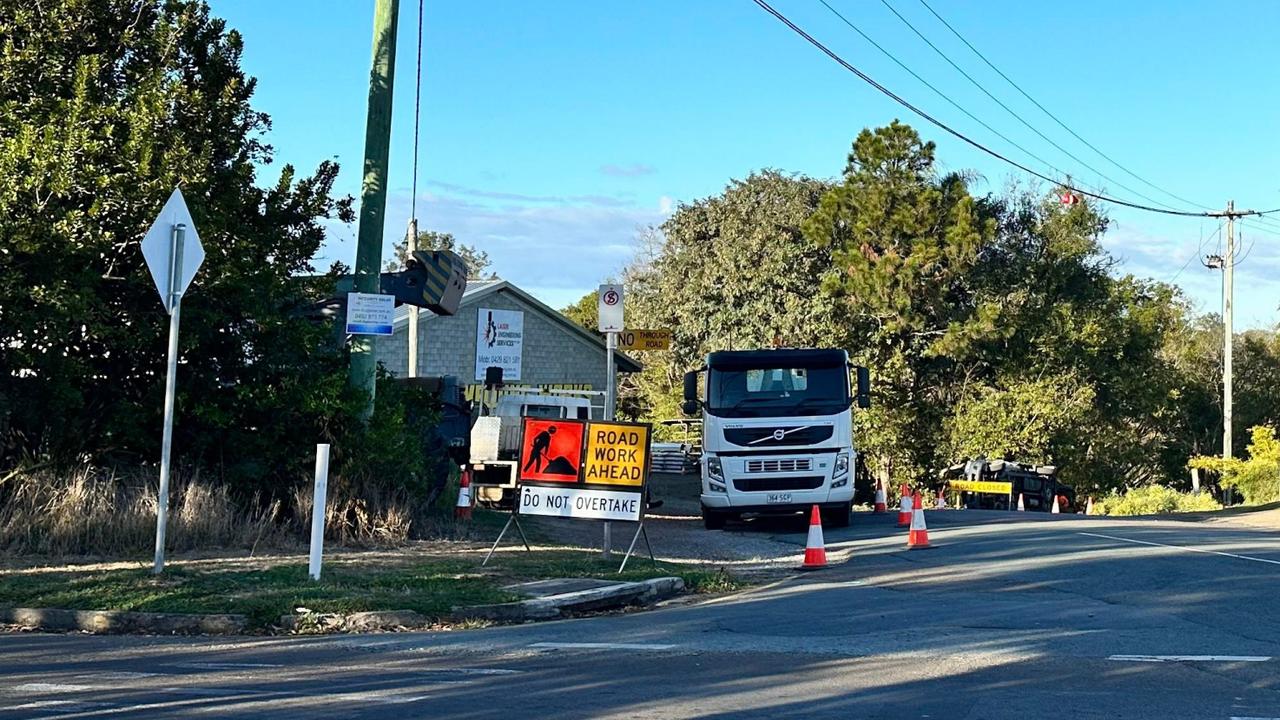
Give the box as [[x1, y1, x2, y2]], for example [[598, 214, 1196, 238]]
[[873, 481, 887, 513], [800, 504, 827, 570], [907, 491, 931, 549], [1051, 495, 1061, 514], [1017, 493, 1025, 512], [455, 469, 473, 520]]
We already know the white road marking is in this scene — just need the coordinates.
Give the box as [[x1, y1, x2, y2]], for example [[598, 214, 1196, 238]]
[[13, 682, 99, 693], [80, 672, 159, 681], [1080, 532, 1280, 566], [530, 642, 677, 651], [176, 662, 283, 670], [1108, 655, 1271, 663], [1, 699, 110, 712], [1230, 716, 1280, 719]]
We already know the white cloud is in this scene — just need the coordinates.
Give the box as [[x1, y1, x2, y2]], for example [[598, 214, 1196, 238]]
[[658, 195, 674, 215]]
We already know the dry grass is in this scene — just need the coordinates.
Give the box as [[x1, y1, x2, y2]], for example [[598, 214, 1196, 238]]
[[0, 465, 491, 559], [0, 467, 289, 556]]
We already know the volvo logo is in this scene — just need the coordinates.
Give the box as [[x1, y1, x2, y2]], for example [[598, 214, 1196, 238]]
[[772, 429, 786, 441]]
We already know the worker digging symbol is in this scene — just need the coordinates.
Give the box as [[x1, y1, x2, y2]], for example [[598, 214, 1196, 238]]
[[519, 419, 585, 483]]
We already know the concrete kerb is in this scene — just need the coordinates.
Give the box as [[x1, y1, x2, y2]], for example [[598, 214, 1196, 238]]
[[0, 607, 248, 635], [451, 576, 686, 623]]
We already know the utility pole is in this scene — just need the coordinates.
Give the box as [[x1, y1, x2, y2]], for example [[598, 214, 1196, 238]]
[[406, 219, 419, 378], [348, 0, 400, 417], [1223, 201, 1235, 465], [1204, 201, 1258, 473]]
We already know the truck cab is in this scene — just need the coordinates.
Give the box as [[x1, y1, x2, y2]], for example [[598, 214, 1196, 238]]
[[683, 348, 870, 529]]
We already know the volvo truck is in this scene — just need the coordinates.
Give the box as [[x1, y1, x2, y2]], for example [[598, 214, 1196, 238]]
[[682, 348, 870, 530]]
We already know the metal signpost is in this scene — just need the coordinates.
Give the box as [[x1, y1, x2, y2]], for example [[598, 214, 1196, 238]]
[[596, 284, 624, 558], [484, 416, 655, 572], [141, 188, 205, 574]]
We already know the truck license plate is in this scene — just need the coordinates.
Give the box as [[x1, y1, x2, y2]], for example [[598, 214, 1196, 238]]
[[766, 493, 792, 504]]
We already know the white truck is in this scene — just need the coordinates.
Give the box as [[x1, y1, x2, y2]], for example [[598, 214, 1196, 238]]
[[469, 392, 602, 505], [682, 348, 870, 529]]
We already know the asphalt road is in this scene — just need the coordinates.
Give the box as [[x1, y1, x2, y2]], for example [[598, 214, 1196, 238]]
[[3, 510, 1280, 719]]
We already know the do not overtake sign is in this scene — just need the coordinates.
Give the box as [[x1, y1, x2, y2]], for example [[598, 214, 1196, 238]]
[[516, 417, 652, 522]]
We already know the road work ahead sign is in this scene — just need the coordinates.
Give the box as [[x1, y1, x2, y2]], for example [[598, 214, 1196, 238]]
[[516, 417, 651, 522]]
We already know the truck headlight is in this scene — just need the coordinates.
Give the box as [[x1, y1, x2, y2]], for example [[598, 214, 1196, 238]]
[[834, 453, 849, 477], [707, 456, 724, 480], [830, 453, 850, 488], [706, 457, 726, 492]]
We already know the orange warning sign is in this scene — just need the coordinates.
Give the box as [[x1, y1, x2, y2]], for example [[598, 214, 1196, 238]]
[[518, 418, 585, 484]]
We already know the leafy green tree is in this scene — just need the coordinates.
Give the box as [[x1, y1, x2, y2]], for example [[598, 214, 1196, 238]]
[[803, 121, 994, 483], [1190, 425, 1280, 504], [622, 171, 837, 424], [384, 229, 494, 279], [561, 291, 599, 332], [0, 0, 417, 496]]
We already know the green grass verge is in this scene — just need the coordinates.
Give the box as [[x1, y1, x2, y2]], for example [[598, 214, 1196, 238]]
[[0, 546, 744, 631]]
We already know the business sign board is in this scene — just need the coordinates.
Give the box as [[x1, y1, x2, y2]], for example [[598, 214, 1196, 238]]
[[949, 480, 1013, 495], [597, 284, 624, 333], [516, 417, 651, 523], [345, 292, 395, 335], [618, 329, 671, 351], [475, 307, 524, 381]]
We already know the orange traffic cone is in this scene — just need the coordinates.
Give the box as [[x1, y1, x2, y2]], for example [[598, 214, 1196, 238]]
[[1016, 493, 1025, 512], [1085, 496, 1095, 515], [873, 481, 887, 513], [907, 492, 931, 549], [934, 490, 947, 510], [896, 486, 912, 527], [800, 505, 827, 570], [1051, 495, 1061, 514], [455, 468, 473, 520]]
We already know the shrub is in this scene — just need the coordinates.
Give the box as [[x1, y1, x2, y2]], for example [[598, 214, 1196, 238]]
[[1094, 485, 1222, 516], [1189, 426, 1280, 505]]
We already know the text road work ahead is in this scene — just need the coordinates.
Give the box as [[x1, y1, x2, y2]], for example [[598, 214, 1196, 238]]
[[584, 427, 646, 485]]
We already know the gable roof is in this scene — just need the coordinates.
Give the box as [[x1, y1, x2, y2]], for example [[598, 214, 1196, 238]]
[[393, 278, 642, 374]]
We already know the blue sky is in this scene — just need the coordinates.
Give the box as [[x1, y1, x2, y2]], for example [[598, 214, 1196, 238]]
[[212, 0, 1280, 326]]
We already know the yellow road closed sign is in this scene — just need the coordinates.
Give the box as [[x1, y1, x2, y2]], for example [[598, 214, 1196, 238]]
[[949, 480, 1013, 495], [582, 421, 651, 487], [618, 329, 671, 351]]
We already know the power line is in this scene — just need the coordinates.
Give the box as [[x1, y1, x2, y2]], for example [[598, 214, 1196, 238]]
[[907, 0, 1280, 235], [1168, 221, 1221, 284], [815, 0, 1092, 196], [911, 0, 1209, 213], [749, 0, 1217, 217], [873, 0, 1197, 214]]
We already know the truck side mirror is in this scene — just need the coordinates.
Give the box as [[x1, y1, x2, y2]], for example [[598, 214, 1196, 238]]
[[681, 371, 700, 416], [854, 366, 871, 409]]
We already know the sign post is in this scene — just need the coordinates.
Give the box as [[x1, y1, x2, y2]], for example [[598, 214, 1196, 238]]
[[141, 188, 205, 574], [484, 417, 655, 572], [597, 284, 624, 558]]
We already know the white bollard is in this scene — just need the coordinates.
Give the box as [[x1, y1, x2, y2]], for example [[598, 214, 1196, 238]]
[[308, 444, 331, 581]]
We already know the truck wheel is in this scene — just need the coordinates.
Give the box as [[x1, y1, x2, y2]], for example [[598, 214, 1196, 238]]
[[702, 506, 727, 530], [822, 504, 850, 528]]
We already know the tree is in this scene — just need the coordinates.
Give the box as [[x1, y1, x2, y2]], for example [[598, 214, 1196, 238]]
[[803, 121, 994, 483], [562, 292, 599, 332], [621, 171, 837, 425], [0, 0, 368, 493], [384, 229, 495, 279]]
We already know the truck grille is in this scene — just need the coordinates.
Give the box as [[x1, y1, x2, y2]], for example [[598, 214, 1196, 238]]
[[733, 476, 825, 492], [724, 426, 834, 447], [745, 458, 813, 473]]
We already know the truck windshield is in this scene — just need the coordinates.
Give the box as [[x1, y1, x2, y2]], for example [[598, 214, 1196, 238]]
[[707, 366, 850, 418]]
